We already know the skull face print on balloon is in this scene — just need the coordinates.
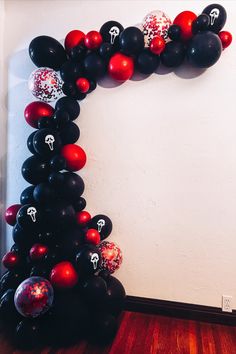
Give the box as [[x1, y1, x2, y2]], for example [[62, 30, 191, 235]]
[[90, 253, 99, 270], [109, 26, 120, 44], [45, 135, 55, 151], [27, 207, 37, 222]]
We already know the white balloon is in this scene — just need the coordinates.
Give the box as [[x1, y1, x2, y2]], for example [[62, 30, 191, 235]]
[[142, 10, 172, 47]]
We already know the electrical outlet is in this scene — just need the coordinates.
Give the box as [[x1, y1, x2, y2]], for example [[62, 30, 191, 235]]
[[222, 295, 233, 312]]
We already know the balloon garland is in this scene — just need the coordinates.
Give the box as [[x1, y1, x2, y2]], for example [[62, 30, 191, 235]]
[[0, 4, 232, 349]]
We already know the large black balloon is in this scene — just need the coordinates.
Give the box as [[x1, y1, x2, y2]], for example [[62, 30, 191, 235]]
[[15, 319, 42, 350], [33, 182, 57, 204], [69, 45, 87, 61], [20, 186, 35, 205], [88, 214, 113, 240], [22, 156, 50, 185], [59, 172, 85, 202], [119, 27, 144, 56], [84, 53, 106, 79], [99, 43, 115, 60], [80, 275, 107, 305], [38, 116, 56, 130], [12, 223, 37, 247], [90, 313, 118, 344], [17, 204, 42, 230], [161, 41, 186, 67], [49, 155, 66, 172], [104, 275, 126, 316], [48, 171, 64, 187], [33, 128, 62, 158], [136, 49, 160, 75], [53, 109, 70, 128], [45, 201, 76, 229], [55, 97, 80, 121], [0, 289, 20, 324], [60, 122, 80, 145], [27, 132, 37, 155], [76, 245, 101, 275], [202, 4, 227, 33], [100, 20, 124, 47], [60, 60, 84, 82], [59, 226, 84, 258], [187, 31, 222, 68], [29, 35, 67, 71]]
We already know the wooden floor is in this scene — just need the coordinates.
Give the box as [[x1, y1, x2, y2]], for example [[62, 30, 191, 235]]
[[1, 311, 236, 354]]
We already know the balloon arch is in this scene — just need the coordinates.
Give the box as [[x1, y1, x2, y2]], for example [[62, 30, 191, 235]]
[[1, 3, 232, 349]]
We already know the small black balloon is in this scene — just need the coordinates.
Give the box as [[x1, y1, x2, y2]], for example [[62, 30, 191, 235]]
[[80, 275, 107, 305], [62, 82, 78, 98], [38, 116, 56, 130], [33, 128, 62, 158], [50, 155, 66, 171], [192, 14, 210, 33], [15, 319, 42, 350], [27, 132, 37, 154], [76, 245, 101, 275], [60, 122, 80, 145], [0, 271, 24, 297], [136, 49, 160, 75], [161, 41, 186, 68], [30, 265, 50, 278], [119, 26, 144, 56], [44, 246, 63, 267], [33, 182, 56, 204], [187, 31, 222, 68], [20, 186, 35, 205], [55, 97, 80, 121], [168, 25, 182, 41], [12, 223, 35, 247], [29, 35, 67, 71], [22, 156, 50, 185], [17, 204, 42, 230], [88, 214, 113, 240], [69, 45, 87, 61], [48, 172, 64, 187], [88, 79, 97, 92], [73, 197, 86, 212], [84, 53, 106, 79], [60, 60, 84, 82], [100, 20, 124, 47], [59, 172, 85, 202], [202, 3, 227, 33], [99, 43, 115, 60], [53, 109, 70, 128]]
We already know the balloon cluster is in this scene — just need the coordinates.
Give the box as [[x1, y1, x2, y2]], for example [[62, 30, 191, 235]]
[[0, 3, 232, 350]]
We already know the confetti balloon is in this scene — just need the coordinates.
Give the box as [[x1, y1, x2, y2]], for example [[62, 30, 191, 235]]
[[14, 276, 54, 318], [141, 10, 172, 47], [98, 241, 123, 274], [28, 67, 63, 102]]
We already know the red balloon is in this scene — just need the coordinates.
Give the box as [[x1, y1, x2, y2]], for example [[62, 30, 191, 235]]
[[76, 210, 91, 226], [50, 261, 78, 288], [108, 53, 134, 82], [84, 31, 103, 50], [64, 30, 85, 51], [150, 36, 166, 55], [2, 251, 20, 269], [173, 11, 197, 41], [219, 31, 233, 49], [76, 77, 90, 93], [24, 101, 54, 128], [5, 204, 21, 226], [61, 144, 87, 171], [85, 228, 101, 245], [30, 244, 48, 261]]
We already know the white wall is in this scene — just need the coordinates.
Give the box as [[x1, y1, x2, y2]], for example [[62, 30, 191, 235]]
[[4, 0, 236, 308]]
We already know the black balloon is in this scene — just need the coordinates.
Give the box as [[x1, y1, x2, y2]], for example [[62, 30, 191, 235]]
[[53, 109, 70, 128], [22, 156, 49, 185], [192, 14, 210, 33], [88, 79, 97, 92], [30, 265, 50, 278], [0, 271, 24, 297], [59, 172, 85, 202], [76, 245, 101, 275], [119, 26, 144, 56], [104, 275, 126, 316], [202, 4, 227, 33], [99, 43, 115, 60], [49, 155, 66, 171], [100, 21, 124, 47], [73, 197, 86, 212], [60, 60, 84, 82], [90, 313, 118, 343], [48, 172, 64, 187], [55, 97, 80, 121], [84, 53, 106, 79], [27, 132, 37, 154], [44, 246, 63, 266], [38, 116, 56, 130], [88, 214, 113, 240], [29, 35, 67, 71], [187, 31, 222, 68], [15, 319, 42, 350], [20, 186, 35, 205], [80, 275, 107, 304], [168, 25, 182, 41], [60, 122, 80, 145], [0, 289, 19, 324], [33, 128, 62, 158], [59, 226, 84, 258], [17, 204, 42, 230], [136, 49, 160, 75], [62, 82, 78, 98], [69, 45, 87, 61], [38, 230, 57, 245], [12, 223, 36, 247], [161, 41, 186, 67], [33, 182, 56, 204], [45, 201, 76, 229]]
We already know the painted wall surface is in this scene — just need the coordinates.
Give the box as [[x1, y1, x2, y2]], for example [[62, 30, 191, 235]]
[[4, 0, 236, 308]]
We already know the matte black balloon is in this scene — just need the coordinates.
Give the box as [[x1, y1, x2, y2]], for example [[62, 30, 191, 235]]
[[33, 182, 56, 204], [80, 275, 107, 304], [88, 79, 97, 92], [192, 14, 210, 33], [73, 197, 86, 212], [69, 45, 87, 61], [49, 155, 66, 171], [0, 289, 20, 324], [45, 201, 76, 229], [12, 223, 36, 247], [20, 186, 35, 205], [29, 35, 67, 71], [119, 26, 144, 56], [38, 116, 56, 130], [104, 275, 126, 316], [59, 172, 85, 202], [99, 43, 115, 60], [27, 132, 37, 154], [88, 214, 113, 240], [38, 230, 57, 246], [100, 20, 124, 47], [17, 204, 42, 230], [48, 172, 64, 187], [202, 4, 227, 33], [90, 313, 118, 343], [76, 245, 101, 275], [84, 53, 106, 79], [53, 109, 70, 128], [60, 122, 80, 145], [161, 41, 186, 68], [168, 25, 182, 41], [44, 246, 63, 266], [62, 82, 77, 98], [0, 271, 24, 297], [136, 49, 160, 75], [22, 156, 50, 185], [187, 31, 222, 68], [60, 60, 84, 82], [33, 128, 62, 158], [59, 226, 84, 258], [55, 97, 80, 121], [30, 265, 50, 278], [10, 243, 21, 253], [15, 319, 42, 350]]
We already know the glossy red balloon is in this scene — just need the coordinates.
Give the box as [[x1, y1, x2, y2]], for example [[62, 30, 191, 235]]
[[85, 228, 101, 245], [64, 30, 85, 51], [76, 77, 90, 93], [24, 101, 54, 128], [5, 204, 22, 226], [150, 36, 166, 55], [219, 31, 233, 49], [61, 144, 87, 171], [76, 210, 91, 226], [108, 53, 134, 82], [173, 11, 197, 41], [84, 31, 103, 50], [50, 261, 78, 288], [30, 244, 49, 261], [2, 251, 20, 269]]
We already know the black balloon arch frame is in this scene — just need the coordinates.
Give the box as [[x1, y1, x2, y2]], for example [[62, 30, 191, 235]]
[[0, 3, 232, 349]]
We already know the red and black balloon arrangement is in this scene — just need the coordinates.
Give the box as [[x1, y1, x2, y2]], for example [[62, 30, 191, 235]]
[[0, 4, 232, 350]]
